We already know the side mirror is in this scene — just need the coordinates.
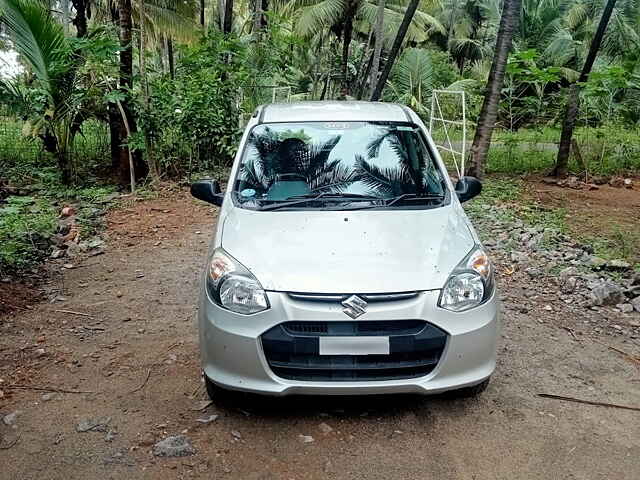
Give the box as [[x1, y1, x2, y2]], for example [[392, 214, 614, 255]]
[[455, 176, 482, 203], [191, 179, 224, 206]]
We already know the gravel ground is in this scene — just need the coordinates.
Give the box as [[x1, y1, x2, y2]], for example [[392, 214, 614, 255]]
[[1, 190, 639, 480]]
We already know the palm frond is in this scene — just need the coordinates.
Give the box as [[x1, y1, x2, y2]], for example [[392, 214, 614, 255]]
[[302, 135, 341, 178], [294, 0, 346, 37], [0, 0, 65, 95]]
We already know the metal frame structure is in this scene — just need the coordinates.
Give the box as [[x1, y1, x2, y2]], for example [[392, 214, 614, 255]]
[[429, 90, 467, 177]]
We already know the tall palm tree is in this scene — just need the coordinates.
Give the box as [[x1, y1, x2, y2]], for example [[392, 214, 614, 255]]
[[370, 0, 421, 101], [291, 0, 442, 95], [553, 0, 619, 177], [368, 0, 385, 97], [466, 0, 521, 179]]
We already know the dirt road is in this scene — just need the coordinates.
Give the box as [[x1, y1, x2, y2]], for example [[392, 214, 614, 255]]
[[1, 192, 639, 479]]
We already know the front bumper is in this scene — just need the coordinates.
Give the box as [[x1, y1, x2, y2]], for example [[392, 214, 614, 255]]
[[198, 289, 499, 396]]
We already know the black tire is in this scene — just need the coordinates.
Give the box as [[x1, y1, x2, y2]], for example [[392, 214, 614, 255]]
[[446, 377, 490, 399]]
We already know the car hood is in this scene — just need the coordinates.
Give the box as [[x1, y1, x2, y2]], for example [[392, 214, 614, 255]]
[[221, 205, 475, 294]]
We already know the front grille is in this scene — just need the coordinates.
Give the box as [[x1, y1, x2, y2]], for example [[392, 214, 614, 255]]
[[261, 321, 447, 382]]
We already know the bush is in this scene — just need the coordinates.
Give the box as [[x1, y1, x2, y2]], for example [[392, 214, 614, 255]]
[[141, 32, 251, 177], [0, 196, 57, 274]]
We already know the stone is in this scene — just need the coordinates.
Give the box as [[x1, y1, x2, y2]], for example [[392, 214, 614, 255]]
[[152, 435, 196, 457], [76, 417, 111, 433], [510, 251, 529, 263], [525, 267, 542, 278], [631, 297, 640, 313], [195, 415, 218, 424], [298, 434, 314, 444], [2, 410, 20, 426], [231, 430, 242, 439], [605, 259, 631, 271], [41, 393, 55, 401], [586, 256, 607, 269], [590, 281, 625, 306], [617, 304, 634, 314], [318, 422, 333, 434]]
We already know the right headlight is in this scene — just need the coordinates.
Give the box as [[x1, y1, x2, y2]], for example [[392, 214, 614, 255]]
[[439, 246, 494, 312], [205, 248, 269, 315]]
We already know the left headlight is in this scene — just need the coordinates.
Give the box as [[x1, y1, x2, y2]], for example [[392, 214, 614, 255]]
[[206, 248, 269, 315], [439, 246, 494, 312]]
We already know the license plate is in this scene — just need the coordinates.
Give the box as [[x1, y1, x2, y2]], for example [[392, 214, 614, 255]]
[[319, 336, 390, 355]]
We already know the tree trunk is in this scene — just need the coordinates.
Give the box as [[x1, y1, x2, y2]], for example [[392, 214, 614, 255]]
[[466, 0, 521, 179], [139, 0, 159, 180], [41, 131, 71, 184], [71, 0, 88, 38], [553, 0, 618, 177], [253, 0, 262, 34], [200, 0, 205, 27], [369, 0, 385, 98], [62, 0, 70, 35], [370, 0, 420, 101], [223, 0, 233, 34], [357, 48, 375, 100], [340, 0, 358, 95], [117, 0, 147, 185], [167, 37, 175, 79]]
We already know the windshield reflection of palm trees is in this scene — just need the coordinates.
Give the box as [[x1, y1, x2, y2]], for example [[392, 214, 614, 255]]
[[355, 128, 428, 196], [240, 126, 435, 198], [240, 128, 355, 194]]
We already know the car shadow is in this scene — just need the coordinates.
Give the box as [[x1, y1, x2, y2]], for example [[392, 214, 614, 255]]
[[212, 390, 480, 420]]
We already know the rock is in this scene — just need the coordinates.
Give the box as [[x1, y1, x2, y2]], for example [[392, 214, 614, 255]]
[[298, 434, 314, 444], [2, 410, 20, 426], [190, 400, 213, 411], [231, 430, 242, 439], [195, 415, 218, 424], [586, 256, 607, 269], [76, 417, 111, 433], [631, 273, 640, 286], [617, 303, 634, 314], [631, 297, 640, 313], [510, 251, 529, 263], [605, 259, 631, 271], [561, 276, 578, 294], [50, 249, 65, 259], [41, 393, 55, 401], [624, 178, 633, 189], [105, 430, 116, 442], [590, 281, 625, 306], [544, 305, 553, 312], [318, 422, 333, 434], [152, 435, 196, 457], [525, 267, 541, 278]]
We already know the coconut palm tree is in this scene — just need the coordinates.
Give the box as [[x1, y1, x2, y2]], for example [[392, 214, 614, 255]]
[[0, 0, 91, 183], [466, 0, 521, 179], [554, 0, 620, 177], [290, 0, 442, 95]]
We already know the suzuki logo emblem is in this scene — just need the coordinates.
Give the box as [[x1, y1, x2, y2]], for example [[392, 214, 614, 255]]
[[342, 295, 367, 319]]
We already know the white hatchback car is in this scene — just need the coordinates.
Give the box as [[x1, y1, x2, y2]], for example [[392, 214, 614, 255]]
[[191, 101, 499, 399]]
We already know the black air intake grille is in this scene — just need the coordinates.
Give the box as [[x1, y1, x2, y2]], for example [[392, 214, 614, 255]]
[[261, 321, 447, 382]]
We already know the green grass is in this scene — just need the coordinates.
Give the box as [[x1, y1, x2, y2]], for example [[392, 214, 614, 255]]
[[0, 196, 58, 274]]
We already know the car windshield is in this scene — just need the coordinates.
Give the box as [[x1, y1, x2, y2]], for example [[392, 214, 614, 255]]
[[233, 121, 447, 210]]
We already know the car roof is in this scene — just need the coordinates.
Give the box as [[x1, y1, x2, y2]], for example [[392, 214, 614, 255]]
[[259, 101, 411, 123]]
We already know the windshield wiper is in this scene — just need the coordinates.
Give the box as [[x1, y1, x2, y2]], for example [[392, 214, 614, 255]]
[[384, 193, 445, 208], [256, 192, 380, 211]]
